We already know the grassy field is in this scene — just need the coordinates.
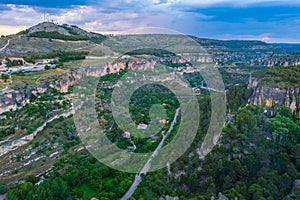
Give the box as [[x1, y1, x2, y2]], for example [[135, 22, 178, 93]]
[[11, 68, 69, 88], [0, 79, 10, 89], [64, 57, 115, 70]]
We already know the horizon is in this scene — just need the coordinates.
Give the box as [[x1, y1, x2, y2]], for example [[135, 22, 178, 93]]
[[2, 21, 300, 45], [0, 1, 300, 43]]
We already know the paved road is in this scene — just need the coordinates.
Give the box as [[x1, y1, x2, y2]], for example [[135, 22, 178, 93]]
[[0, 39, 10, 52], [121, 108, 180, 200], [0, 64, 56, 75]]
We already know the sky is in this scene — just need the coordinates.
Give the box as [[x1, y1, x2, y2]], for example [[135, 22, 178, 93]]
[[0, 0, 300, 43]]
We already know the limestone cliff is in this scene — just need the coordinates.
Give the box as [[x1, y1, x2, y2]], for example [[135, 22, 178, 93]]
[[0, 89, 28, 114], [248, 78, 300, 115], [249, 54, 300, 67], [0, 56, 189, 115]]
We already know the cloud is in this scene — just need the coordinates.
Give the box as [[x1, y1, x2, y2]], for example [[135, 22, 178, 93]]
[[0, 1, 299, 43], [0, 0, 86, 8], [166, 0, 300, 7], [0, 25, 28, 35], [261, 36, 271, 42], [0, 4, 41, 26]]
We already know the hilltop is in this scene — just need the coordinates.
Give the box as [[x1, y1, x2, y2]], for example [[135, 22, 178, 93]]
[[0, 22, 106, 57], [21, 22, 106, 42]]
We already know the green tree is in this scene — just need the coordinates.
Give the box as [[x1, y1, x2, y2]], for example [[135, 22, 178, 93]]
[[236, 108, 257, 133], [279, 106, 293, 118], [45, 65, 51, 70], [249, 184, 263, 199]]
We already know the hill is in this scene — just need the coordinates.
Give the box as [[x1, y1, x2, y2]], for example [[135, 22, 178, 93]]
[[0, 22, 106, 57], [0, 22, 286, 59], [272, 43, 300, 53]]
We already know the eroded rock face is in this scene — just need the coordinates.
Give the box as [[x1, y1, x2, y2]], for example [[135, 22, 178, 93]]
[[0, 89, 28, 114], [249, 56, 300, 67], [0, 56, 190, 115], [49, 72, 77, 93], [249, 78, 300, 114]]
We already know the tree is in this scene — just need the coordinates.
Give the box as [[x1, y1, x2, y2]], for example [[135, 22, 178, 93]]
[[0, 185, 5, 195], [1, 74, 9, 81], [291, 144, 300, 170], [5, 57, 12, 67], [236, 108, 257, 133], [7, 189, 18, 200], [249, 184, 263, 199], [268, 115, 300, 147], [279, 106, 293, 118], [45, 65, 51, 70], [19, 182, 34, 199]]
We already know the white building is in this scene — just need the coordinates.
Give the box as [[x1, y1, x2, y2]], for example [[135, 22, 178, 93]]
[[137, 123, 148, 130], [122, 131, 131, 138]]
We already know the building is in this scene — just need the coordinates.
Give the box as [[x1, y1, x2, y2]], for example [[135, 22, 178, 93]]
[[137, 123, 148, 130], [159, 119, 167, 124], [122, 131, 131, 139]]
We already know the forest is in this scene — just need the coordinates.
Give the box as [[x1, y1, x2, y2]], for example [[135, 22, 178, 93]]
[[3, 65, 300, 200]]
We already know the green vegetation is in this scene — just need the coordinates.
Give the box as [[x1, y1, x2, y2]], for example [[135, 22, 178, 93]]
[[267, 106, 300, 148], [0, 74, 9, 81], [227, 86, 252, 112], [5, 58, 23, 67], [135, 104, 300, 199], [125, 48, 176, 57], [23, 51, 89, 64], [129, 84, 179, 124], [11, 68, 69, 88], [254, 65, 300, 88], [6, 154, 134, 200], [3, 60, 300, 200], [95, 70, 179, 153], [161, 61, 190, 68], [0, 90, 71, 139], [28, 31, 105, 44]]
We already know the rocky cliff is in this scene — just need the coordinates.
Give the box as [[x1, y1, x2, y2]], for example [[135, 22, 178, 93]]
[[249, 54, 300, 67], [0, 89, 29, 114], [248, 78, 300, 115], [0, 56, 189, 115]]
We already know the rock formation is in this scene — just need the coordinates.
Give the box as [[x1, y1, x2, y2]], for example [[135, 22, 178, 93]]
[[248, 78, 300, 115], [0, 56, 191, 115]]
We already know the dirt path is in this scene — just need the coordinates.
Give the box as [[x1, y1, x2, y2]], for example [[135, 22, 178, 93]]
[[0, 39, 10, 52]]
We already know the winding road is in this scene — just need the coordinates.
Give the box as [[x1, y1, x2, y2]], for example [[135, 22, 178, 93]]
[[0, 39, 10, 52], [121, 108, 180, 200]]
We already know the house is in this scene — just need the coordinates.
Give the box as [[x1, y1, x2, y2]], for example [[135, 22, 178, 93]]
[[122, 131, 131, 139], [192, 87, 200, 92], [127, 146, 135, 151], [137, 123, 148, 130], [159, 119, 167, 124]]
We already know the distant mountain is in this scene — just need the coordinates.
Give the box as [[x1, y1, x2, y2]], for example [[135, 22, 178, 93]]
[[0, 22, 290, 63], [272, 43, 300, 53], [191, 36, 285, 55]]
